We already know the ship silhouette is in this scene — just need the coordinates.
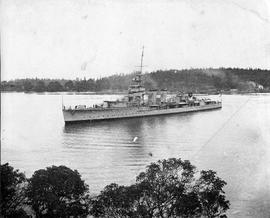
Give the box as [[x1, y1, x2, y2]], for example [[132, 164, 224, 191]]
[[62, 47, 222, 124]]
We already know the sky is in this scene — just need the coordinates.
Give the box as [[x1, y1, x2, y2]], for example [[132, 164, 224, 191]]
[[1, 0, 270, 80]]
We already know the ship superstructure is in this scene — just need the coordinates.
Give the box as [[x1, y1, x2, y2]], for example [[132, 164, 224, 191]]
[[62, 48, 222, 124]]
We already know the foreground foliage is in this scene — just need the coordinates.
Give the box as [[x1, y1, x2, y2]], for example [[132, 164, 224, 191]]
[[26, 165, 90, 217], [90, 158, 229, 218], [1, 159, 229, 217], [0, 163, 28, 217]]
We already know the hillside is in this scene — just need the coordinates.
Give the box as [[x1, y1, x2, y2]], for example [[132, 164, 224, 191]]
[[1, 68, 270, 93]]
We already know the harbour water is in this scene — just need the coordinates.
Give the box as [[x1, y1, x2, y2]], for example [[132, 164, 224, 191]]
[[1, 93, 270, 217]]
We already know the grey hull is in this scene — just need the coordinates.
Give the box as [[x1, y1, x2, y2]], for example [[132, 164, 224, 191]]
[[63, 103, 222, 124]]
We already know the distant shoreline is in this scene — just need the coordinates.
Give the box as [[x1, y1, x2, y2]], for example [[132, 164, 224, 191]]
[[2, 68, 270, 94], [0, 91, 127, 95], [1, 90, 270, 95]]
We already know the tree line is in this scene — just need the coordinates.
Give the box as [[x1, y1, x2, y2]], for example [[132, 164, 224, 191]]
[[1, 68, 269, 93], [1, 158, 230, 218]]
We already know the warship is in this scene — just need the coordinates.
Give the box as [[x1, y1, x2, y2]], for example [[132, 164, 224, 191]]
[[62, 48, 222, 124]]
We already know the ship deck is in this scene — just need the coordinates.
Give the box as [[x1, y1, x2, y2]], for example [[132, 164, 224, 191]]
[[63, 103, 222, 124]]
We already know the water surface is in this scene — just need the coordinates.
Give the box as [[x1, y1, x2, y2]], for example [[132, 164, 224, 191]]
[[1, 93, 270, 217]]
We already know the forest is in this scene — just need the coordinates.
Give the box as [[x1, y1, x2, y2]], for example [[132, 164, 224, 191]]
[[1, 68, 270, 93]]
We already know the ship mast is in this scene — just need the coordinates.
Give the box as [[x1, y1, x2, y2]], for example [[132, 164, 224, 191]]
[[136, 46, 144, 87], [128, 47, 146, 104], [140, 46, 144, 74]]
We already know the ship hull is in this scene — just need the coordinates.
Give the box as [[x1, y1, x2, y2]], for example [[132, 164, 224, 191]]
[[63, 103, 222, 124]]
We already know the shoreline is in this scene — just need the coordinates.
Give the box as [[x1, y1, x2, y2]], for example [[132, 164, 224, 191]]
[[1, 90, 270, 95]]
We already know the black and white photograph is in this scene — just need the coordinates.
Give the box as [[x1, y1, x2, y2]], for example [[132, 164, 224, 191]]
[[1, 0, 270, 217]]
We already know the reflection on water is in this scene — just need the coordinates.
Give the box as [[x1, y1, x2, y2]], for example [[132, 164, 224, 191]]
[[62, 115, 196, 190], [1, 93, 270, 217]]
